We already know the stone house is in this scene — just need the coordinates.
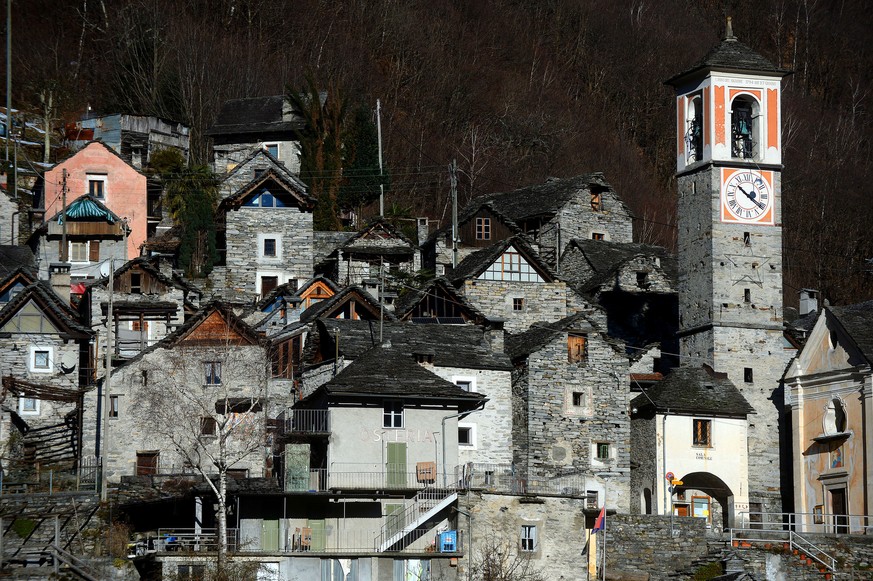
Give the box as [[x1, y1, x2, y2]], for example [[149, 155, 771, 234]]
[[214, 167, 316, 298], [0, 279, 93, 467], [630, 365, 752, 531], [448, 235, 587, 333], [64, 113, 190, 170], [216, 147, 306, 201], [325, 219, 421, 288], [83, 256, 201, 361], [303, 318, 514, 467], [37, 141, 148, 261], [506, 312, 631, 513], [206, 95, 305, 176], [81, 301, 271, 482], [783, 301, 873, 534], [393, 276, 491, 326], [298, 285, 388, 324], [29, 195, 129, 282], [425, 173, 634, 274], [0, 186, 23, 245], [560, 237, 679, 358]]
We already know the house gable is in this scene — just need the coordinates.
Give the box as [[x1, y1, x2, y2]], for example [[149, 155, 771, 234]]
[[397, 279, 486, 324], [0, 299, 61, 335], [788, 311, 866, 378], [299, 280, 336, 308], [0, 269, 37, 304], [458, 207, 517, 248], [341, 220, 416, 256], [177, 310, 255, 346], [477, 244, 548, 283], [220, 169, 314, 213]]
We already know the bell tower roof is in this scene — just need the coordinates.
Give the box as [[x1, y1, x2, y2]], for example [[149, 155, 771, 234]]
[[667, 17, 790, 86]]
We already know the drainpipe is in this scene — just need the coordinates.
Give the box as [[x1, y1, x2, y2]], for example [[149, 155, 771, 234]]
[[441, 400, 486, 487], [455, 507, 474, 581]]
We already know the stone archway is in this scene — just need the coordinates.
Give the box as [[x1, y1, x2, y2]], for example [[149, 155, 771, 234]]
[[674, 472, 735, 530]]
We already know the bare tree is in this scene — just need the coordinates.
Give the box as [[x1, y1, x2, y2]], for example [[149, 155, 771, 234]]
[[470, 536, 546, 581], [131, 326, 269, 571]]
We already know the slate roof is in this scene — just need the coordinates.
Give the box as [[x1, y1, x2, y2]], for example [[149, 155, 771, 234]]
[[0, 246, 36, 278], [393, 277, 490, 324], [827, 301, 873, 364], [0, 281, 92, 338], [631, 365, 753, 418], [565, 238, 677, 292], [340, 219, 417, 256], [205, 95, 305, 137], [219, 147, 303, 190], [256, 281, 303, 311], [313, 318, 512, 371], [87, 257, 197, 296], [298, 285, 390, 323], [313, 231, 357, 272], [667, 31, 789, 85], [448, 235, 556, 283], [505, 313, 605, 360], [296, 275, 340, 297], [309, 343, 485, 408], [142, 226, 182, 253], [218, 167, 314, 210]]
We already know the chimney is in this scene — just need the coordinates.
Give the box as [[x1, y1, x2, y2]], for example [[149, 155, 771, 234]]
[[416, 217, 429, 246], [799, 289, 819, 317], [49, 262, 71, 306], [484, 320, 505, 354]]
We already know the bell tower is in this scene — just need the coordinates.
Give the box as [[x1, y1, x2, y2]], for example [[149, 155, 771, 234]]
[[668, 18, 791, 514]]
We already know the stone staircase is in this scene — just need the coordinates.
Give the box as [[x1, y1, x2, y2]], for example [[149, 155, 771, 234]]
[[0, 492, 102, 579]]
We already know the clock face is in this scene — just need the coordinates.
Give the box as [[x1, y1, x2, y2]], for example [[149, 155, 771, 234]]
[[721, 169, 774, 225]]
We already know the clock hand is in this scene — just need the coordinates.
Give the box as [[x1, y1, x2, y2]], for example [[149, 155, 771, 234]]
[[737, 185, 765, 210]]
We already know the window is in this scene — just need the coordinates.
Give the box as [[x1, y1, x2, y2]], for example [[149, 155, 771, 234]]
[[33, 349, 50, 370], [458, 425, 474, 447], [596, 442, 610, 460], [591, 232, 605, 241], [383, 402, 403, 428], [475, 217, 491, 240], [512, 297, 524, 311], [479, 250, 544, 282], [455, 380, 472, 392], [200, 417, 217, 436], [130, 273, 142, 293], [572, 392, 586, 407], [393, 559, 430, 581], [743, 231, 751, 246], [685, 95, 703, 164], [177, 564, 205, 580], [568, 333, 588, 363], [520, 525, 537, 552], [204, 361, 222, 385], [136, 451, 159, 476], [264, 143, 279, 158], [87, 174, 107, 198], [744, 288, 751, 303], [19, 397, 39, 415], [263, 238, 277, 257], [744, 367, 753, 383], [693, 419, 712, 447], [636, 271, 649, 289], [131, 320, 149, 333], [109, 395, 119, 418], [69, 242, 88, 262], [590, 192, 603, 211], [731, 95, 759, 159]]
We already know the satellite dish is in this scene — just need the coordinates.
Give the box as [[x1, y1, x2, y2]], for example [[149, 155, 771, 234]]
[[99, 262, 111, 277], [60, 351, 77, 374]]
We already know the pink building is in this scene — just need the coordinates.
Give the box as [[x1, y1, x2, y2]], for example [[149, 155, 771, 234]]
[[42, 141, 148, 259]]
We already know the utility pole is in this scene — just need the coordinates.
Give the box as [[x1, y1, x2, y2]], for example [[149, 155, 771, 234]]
[[101, 258, 114, 502], [379, 258, 385, 343], [5, 0, 10, 161], [61, 170, 68, 261], [376, 99, 385, 217], [450, 159, 458, 269]]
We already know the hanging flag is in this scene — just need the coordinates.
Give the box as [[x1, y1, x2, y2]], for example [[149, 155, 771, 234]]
[[593, 506, 606, 532]]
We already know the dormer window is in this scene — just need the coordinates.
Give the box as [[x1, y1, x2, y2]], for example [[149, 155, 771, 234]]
[[731, 95, 760, 160], [476, 217, 491, 240]]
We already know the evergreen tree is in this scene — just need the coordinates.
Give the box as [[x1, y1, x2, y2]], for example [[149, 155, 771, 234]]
[[339, 104, 389, 215]]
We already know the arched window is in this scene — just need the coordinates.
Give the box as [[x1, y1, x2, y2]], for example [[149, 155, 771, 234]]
[[731, 95, 760, 159], [685, 96, 703, 164]]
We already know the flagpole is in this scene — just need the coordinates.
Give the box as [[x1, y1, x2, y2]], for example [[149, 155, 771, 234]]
[[601, 487, 607, 581]]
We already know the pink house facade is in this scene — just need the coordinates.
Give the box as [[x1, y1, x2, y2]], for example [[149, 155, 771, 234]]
[[43, 141, 148, 259]]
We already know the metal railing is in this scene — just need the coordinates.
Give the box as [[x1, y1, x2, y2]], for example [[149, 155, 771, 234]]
[[455, 463, 593, 497], [154, 529, 240, 553], [728, 527, 836, 572], [377, 488, 456, 551], [283, 409, 330, 434], [737, 510, 871, 535]]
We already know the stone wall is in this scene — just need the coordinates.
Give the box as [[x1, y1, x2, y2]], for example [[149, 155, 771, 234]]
[[461, 280, 571, 333], [214, 140, 301, 180], [604, 514, 711, 579], [629, 415, 657, 515], [224, 205, 313, 296], [514, 328, 631, 512]]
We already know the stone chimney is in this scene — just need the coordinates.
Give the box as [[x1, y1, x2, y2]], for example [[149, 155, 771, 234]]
[[484, 320, 505, 354], [49, 262, 71, 306], [416, 217, 429, 246]]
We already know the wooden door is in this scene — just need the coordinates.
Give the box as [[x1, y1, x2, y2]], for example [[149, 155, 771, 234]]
[[832, 488, 848, 534], [261, 519, 279, 551], [387, 442, 407, 487]]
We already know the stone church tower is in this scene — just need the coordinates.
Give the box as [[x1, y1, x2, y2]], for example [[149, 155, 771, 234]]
[[668, 19, 791, 514]]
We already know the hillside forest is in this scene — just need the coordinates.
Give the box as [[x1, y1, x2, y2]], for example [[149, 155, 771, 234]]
[[4, 0, 873, 308]]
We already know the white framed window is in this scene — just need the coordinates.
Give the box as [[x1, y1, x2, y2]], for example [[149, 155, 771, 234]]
[[263, 143, 280, 158], [383, 402, 404, 428], [452, 376, 476, 392], [258, 234, 282, 260], [520, 524, 537, 552], [69, 241, 88, 263], [19, 396, 39, 415], [458, 422, 476, 449], [204, 361, 222, 386], [109, 395, 119, 418], [87, 174, 108, 199], [29, 346, 54, 373], [592, 441, 612, 464]]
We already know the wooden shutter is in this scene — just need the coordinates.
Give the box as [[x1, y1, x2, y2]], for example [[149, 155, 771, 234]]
[[89, 241, 100, 261], [568, 334, 588, 363]]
